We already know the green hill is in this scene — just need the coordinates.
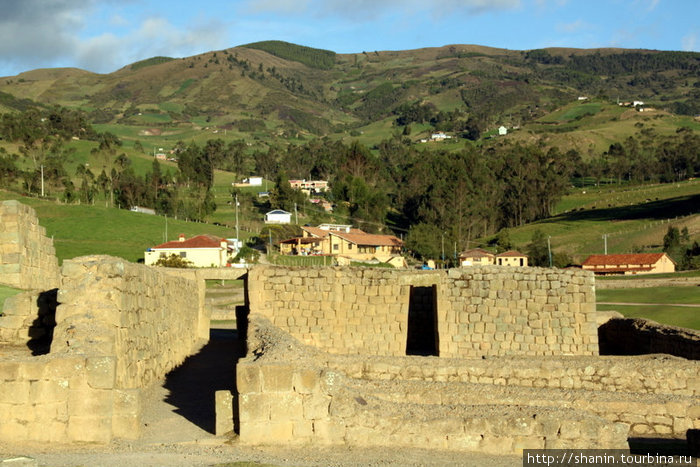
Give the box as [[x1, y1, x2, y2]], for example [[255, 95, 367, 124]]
[[0, 43, 698, 151]]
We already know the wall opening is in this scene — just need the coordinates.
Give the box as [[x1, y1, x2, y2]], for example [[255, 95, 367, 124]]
[[405, 285, 439, 356]]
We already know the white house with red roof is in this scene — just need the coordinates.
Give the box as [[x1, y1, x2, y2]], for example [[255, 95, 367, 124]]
[[582, 253, 675, 276], [145, 234, 233, 267]]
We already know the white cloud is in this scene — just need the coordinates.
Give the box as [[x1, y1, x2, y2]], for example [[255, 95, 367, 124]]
[[0, 0, 231, 75], [681, 32, 697, 52], [556, 19, 590, 34], [246, 0, 520, 18], [72, 16, 229, 73]]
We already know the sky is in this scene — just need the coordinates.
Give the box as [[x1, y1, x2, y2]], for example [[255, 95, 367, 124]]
[[0, 0, 698, 77]]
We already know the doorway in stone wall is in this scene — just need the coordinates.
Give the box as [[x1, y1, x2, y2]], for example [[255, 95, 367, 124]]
[[405, 285, 439, 356]]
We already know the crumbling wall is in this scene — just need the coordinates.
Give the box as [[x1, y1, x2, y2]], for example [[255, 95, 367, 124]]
[[236, 315, 632, 453], [54, 256, 204, 388], [0, 255, 206, 444], [247, 265, 598, 357], [599, 318, 700, 360], [0, 200, 60, 290]]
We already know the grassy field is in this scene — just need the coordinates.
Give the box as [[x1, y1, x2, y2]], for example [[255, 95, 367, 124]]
[[0, 190, 237, 264], [596, 286, 700, 330], [596, 286, 700, 305], [597, 269, 700, 281], [554, 179, 700, 214], [597, 304, 699, 330], [505, 184, 700, 259]]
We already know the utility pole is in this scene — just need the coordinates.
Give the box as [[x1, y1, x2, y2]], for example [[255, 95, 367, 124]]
[[40, 165, 44, 197], [164, 215, 168, 243], [294, 202, 298, 225], [235, 194, 240, 246], [547, 236, 553, 268], [602, 234, 608, 255], [441, 232, 445, 268]]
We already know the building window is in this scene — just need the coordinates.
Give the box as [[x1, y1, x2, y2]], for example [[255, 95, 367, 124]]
[[348, 243, 353, 250], [180, 251, 187, 258], [333, 244, 339, 251]]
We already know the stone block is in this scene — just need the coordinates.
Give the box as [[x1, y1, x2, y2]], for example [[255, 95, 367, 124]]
[[480, 435, 514, 454], [86, 356, 116, 389], [261, 364, 294, 392], [313, 419, 346, 444], [293, 368, 320, 394], [269, 392, 303, 421], [215, 390, 234, 436], [67, 415, 112, 443], [67, 388, 113, 415], [239, 393, 270, 422], [236, 365, 261, 394]]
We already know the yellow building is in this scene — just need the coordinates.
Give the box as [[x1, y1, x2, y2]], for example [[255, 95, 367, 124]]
[[279, 224, 403, 264], [496, 250, 528, 267], [460, 248, 528, 267], [582, 253, 676, 276], [145, 234, 233, 267], [459, 248, 495, 266]]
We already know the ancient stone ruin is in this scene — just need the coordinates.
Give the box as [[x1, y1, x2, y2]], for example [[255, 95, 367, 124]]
[[0, 200, 698, 456]]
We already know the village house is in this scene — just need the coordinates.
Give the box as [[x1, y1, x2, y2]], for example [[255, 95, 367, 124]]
[[144, 234, 233, 267], [279, 223, 403, 265], [459, 248, 495, 266], [288, 179, 329, 196], [496, 250, 528, 267], [264, 209, 292, 224], [581, 252, 676, 276], [459, 248, 528, 267]]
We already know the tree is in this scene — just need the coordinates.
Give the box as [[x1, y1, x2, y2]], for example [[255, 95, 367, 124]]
[[154, 254, 192, 268], [526, 229, 550, 267], [406, 223, 442, 261]]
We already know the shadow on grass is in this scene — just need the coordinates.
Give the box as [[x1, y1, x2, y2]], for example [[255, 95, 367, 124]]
[[548, 193, 700, 224]]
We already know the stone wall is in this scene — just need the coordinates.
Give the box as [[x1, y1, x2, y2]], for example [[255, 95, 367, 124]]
[[54, 256, 204, 388], [0, 255, 206, 444], [599, 318, 700, 360], [247, 265, 598, 357], [234, 316, 699, 453], [0, 200, 60, 290], [235, 316, 633, 453]]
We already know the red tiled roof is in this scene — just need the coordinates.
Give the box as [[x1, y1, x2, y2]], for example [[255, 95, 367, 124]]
[[152, 234, 225, 250], [332, 231, 403, 247], [582, 253, 668, 267], [301, 226, 330, 238], [496, 250, 526, 258]]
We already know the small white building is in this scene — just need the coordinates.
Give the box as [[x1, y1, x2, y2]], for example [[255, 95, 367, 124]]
[[265, 209, 292, 224], [246, 177, 263, 186], [498, 126, 508, 136]]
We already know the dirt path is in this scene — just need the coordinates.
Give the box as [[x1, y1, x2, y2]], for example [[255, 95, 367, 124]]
[[1, 325, 522, 466]]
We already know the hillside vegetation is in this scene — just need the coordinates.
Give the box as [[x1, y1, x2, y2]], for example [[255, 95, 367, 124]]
[[0, 43, 698, 267]]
